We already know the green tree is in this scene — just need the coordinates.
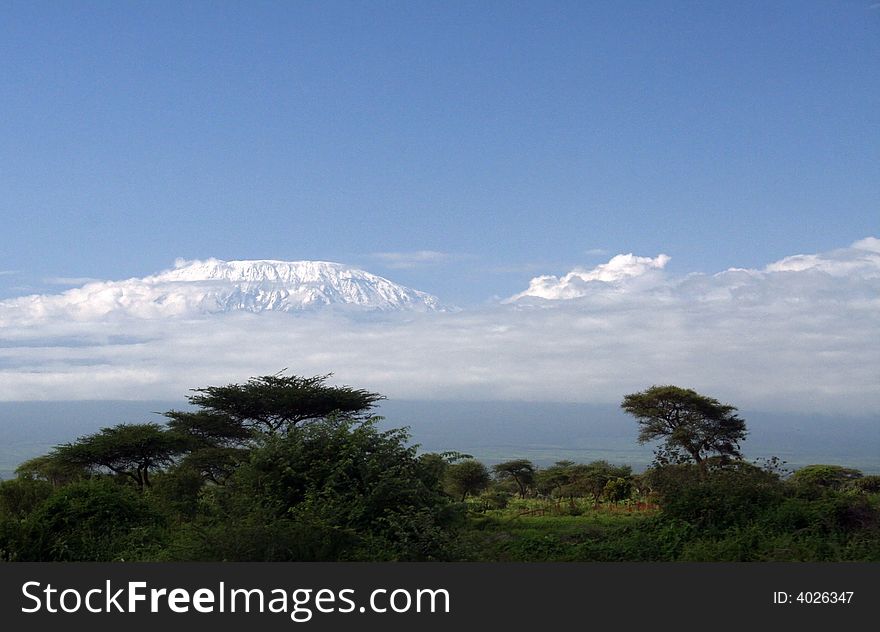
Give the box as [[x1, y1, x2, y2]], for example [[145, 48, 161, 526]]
[[603, 477, 633, 505], [50, 423, 186, 491], [621, 385, 747, 470], [569, 461, 632, 507], [416, 451, 473, 492], [444, 460, 491, 502], [16, 453, 86, 488], [493, 459, 536, 498], [535, 460, 575, 498], [164, 409, 255, 448], [178, 417, 459, 561], [163, 373, 385, 485], [171, 372, 384, 437]]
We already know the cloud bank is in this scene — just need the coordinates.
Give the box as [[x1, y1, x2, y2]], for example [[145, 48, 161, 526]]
[[507, 253, 671, 301], [0, 238, 877, 416]]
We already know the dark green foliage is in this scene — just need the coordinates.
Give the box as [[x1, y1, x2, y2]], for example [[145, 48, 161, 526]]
[[148, 467, 205, 519], [174, 417, 460, 561], [641, 463, 704, 498], [654, 462, 784, 531], [567, 461, 632, 505], [789, 464, 863, 495], [492, 459, 536, 498], [182, 372, 384, 435], [165, 372, 386, 486], [16, 453, 87, 487], [851, 475, 880, 494], [175, 446, 250, 486], [50, 423, 186, 490], [0, 478, 53, 520], [603, 477, 633, 504], [535, 460, 576, 497], [416, 453, 449, 489], [17, 479, 167, 561], [462, 461, 880, 561], [445, 459, 491, 501], [164, 409, 255, 449], [478, 490, 512, 510], [621, 385, 747, 468], [0, 478, 54, 561]]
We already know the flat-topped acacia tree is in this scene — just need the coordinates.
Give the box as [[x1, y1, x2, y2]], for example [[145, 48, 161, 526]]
[[48, 423, 186, 490], [160, 372, 384, 486], [167, 372, 385, 438]]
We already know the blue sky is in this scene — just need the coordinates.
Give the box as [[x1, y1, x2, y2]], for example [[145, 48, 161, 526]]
[[1, 0, 878, 305]]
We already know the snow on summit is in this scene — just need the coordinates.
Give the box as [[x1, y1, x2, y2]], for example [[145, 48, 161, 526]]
[[0, 258, 447, 321]]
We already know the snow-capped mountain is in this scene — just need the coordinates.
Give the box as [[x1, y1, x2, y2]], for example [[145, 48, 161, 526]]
[[153, 259, 447, 312], [1, 259, 449, 321]]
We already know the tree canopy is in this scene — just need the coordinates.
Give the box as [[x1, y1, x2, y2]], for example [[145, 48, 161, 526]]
[[493, 459, 536, 498], [48, 423, 186, 490], [621, 385, 747, 469], [444, 460, 491, 502], [176, 372, 384, 436]]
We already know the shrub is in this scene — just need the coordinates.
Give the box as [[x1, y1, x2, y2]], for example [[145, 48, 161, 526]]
[[652, 462, 784, 531], [790, 464, 863, 495], [19, 479, 167, 561], [177, 418, 461, 561], [0, 478, 53, 520]]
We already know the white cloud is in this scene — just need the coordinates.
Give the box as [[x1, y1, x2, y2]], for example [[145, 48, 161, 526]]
[[764, 238, 880, 277], [507, 253, 671, 301], [851, 236, 880, 252], [0, 238, 877, 416]]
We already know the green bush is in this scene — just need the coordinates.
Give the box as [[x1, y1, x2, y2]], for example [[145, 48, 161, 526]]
[[174, 418, 462, 561], [652, 462, 784, 531], [850, 475, 880, 495], [477, 491, 511, 511], [0, 478, 53, 520], [18, 478, 167, 561], [789, 464, 863, 496]]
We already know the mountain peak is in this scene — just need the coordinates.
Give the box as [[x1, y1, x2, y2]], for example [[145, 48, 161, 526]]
[[148, 258, 448, 313], [1, 259, 450, 320]]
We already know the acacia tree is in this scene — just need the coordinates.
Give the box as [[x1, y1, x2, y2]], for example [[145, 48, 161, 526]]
[[169, 372, 384, 437], [535, 460, 575, 498], [163, 373, 385, 484], [444, 460, 490, 501], [16, 454, 87, 488], [164, 409, 255, 485], [569, 461, 631, 507], [49, 423, 186, 490], [621, 385, 747, 471], [493, 459, 535, 498]]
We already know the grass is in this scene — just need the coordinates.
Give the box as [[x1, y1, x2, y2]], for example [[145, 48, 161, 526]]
[[457, 492, 880, 562], [459, 498, 666, 561]]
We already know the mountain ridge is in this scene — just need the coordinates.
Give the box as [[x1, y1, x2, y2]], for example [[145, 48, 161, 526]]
[[0, 258, 450, 319]]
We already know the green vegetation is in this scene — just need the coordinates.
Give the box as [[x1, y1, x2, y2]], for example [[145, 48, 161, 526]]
[[622, 385, 747, 469], [1, 376, 877, 562]]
